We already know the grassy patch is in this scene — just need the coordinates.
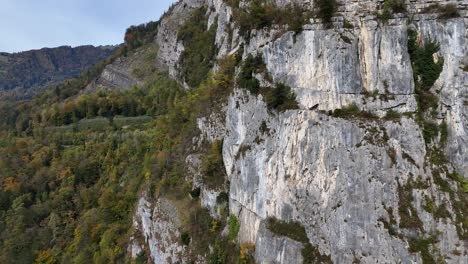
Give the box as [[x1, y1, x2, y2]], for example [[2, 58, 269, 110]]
[[266, 217, 332, 263], [332, 103, 377, 119], [385, 110, 401, 120], [266, 217, 309, 243], [398, 182, 424, 230]]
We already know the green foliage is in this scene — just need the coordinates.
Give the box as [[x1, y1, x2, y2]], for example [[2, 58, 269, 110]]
[[407, 29, 444, 92], [264, 83, 299, 112], [378, 0, 406, 21], [0, 48, 238, 262], [267, 217, 332, 263], [408, 235, 437, 264], [266, 217, 309, 243], [178, 7, 218, 88], [333, 103, 360, 117], [423, 3, 459, 19], [238, 54, 264, 94], [24, 71, 183, 128], [415, 90, 439, 115], [385, 110, 402, 120], [421, 120, 440, 145], [332, 103, 377, 119], [446, 172, 468, 195], [439, 121, 448, 146], [181, 232, 191, 245], [302, 242, 333, 264], [201, 140, 226, 189], [0, 127, 153, 262], [124, 21, 159, 50], [343, 19, 353, 29], [187, 207, 248, 263], [228, 215, 241, 241], [397, 182, 424, 230], [131, 44, 159, 79], [237, 55, 298, 112], [231, 1, 313, 37], [190, 187, 201, 199], [316, 0, 337, 25]]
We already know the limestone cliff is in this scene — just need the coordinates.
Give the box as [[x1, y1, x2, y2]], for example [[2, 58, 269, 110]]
[[120, 0, 467, 263]]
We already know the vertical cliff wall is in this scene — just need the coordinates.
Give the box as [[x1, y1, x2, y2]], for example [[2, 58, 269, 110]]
[[125, 0, 467, 263]]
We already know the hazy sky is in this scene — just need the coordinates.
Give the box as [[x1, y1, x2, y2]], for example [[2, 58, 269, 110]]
[[0, 0, 177, 53]]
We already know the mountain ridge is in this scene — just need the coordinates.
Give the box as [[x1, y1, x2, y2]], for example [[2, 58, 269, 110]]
[[0, 45, 117, 98]]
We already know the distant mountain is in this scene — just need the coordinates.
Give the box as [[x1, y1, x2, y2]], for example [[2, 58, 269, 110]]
[[0, 45, 117, 96]]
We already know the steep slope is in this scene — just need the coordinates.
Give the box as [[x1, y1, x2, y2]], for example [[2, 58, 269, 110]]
[[0, 45, 116, 97], [0, 0, 466, 263], [123, 0, 467, 263]]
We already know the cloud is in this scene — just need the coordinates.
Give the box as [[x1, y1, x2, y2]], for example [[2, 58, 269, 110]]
[[0, 0, 176, 52]]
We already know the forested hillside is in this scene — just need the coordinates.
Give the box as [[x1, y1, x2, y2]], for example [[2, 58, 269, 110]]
[[0, 45, 116, 99]]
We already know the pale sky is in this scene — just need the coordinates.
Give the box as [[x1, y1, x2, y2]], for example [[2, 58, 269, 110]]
[[0, 0, 177, 52]]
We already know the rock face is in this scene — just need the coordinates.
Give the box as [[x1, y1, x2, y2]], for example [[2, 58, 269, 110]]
[[255, 221, 304, 264], [131, 196, 187, 263], [129, 0, 468, 263], [0, 45, 116, 95]]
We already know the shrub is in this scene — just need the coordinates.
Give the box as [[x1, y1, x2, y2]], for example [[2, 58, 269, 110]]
[[385, 110, 401, 120], [438, 4, 459, 18], [232, 1, 313, 36], [316, 0, 337, 25], [408, 235, 437, 264], [407, 29, 444, 91], [178, 7, 218, 88], [332, 103, 377, 119], [378, 0, 406, 21], [264, 83, 299, 112], [181, 232, 191, 245], [238, 54, 267, 94], [216, 192, 229, 204], [266, 217, 332, 263], [190, 187, 201, 199], [423, 3, 459, 19], [387, 0, 406, 13], [200, 140, 226, 189], [124, 21, 160, 50], [415, 90, 439, 114], [421, 119, 439, 145], [302, 242, 333, 264], [239, 243, 256, 263], [238, 54, 298, 113], [439, 121, 448, 146], [397, 182, 424, 230], [228, 215, 241, 240], [266, 217, 309, 243]]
